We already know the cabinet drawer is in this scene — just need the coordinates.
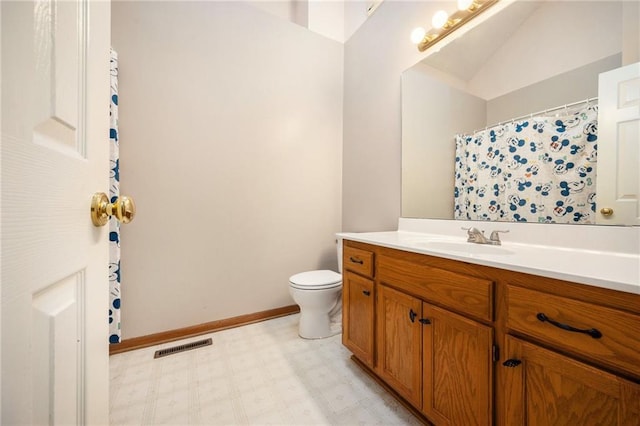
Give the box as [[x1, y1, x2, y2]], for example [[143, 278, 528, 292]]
[[378, 255, 493, 322], [343, 246, 374, 278], [507, 285, 640, 378]]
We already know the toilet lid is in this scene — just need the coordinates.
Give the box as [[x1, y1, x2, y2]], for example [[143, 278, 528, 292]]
[[289, 270, 342, 289]]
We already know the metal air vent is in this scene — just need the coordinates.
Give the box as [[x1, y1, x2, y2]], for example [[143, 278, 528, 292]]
[[153, 338, 212, 359]]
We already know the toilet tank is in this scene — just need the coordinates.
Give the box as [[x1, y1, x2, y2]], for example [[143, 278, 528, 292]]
[[336, 236, 343, 273]]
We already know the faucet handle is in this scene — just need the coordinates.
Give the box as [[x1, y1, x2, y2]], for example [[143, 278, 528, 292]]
[[462, 226, 484, 243], [461, 226, 482, 232], [462, 226, 484, 235], [489, 230, 509, 242]]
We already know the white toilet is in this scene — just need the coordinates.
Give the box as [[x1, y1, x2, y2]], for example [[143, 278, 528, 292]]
[[289, 240, 343, 339]]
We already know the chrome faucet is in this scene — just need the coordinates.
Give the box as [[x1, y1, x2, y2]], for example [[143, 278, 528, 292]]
[[462, 227, 509, 245]]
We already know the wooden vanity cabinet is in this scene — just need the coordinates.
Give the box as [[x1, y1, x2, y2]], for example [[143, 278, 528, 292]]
[[342, 244, 375, 367], [341, 239, 640, 426], [374, 245, 495, 425], [375, 284, 423, 407], [501, 282, 640, 425], [342, 272, 374, 366], [375, 283, 494, 425], [502, 335, 640, 426], [423, 304, 493, 426], [505, 284, 640, 378]]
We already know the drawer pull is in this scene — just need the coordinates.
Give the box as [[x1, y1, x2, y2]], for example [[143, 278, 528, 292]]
[[503, 359, 522, 368], [349, 257, 364, 265], [362, 290, 371, 296], [536, 313, 603, 339]]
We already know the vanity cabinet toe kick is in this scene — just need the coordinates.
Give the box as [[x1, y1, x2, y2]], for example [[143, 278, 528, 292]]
[[341, 239, 640, 426]]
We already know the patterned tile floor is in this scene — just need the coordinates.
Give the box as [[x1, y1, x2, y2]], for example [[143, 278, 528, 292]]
[[110, 313, 422, 425]]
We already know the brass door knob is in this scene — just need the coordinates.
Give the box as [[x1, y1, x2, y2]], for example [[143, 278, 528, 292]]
[[91, 192, 136, 227], [600, 207, 614, 217]]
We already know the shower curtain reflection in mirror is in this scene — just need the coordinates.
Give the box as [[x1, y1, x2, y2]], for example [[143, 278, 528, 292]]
[[454, 103, 598, 224]]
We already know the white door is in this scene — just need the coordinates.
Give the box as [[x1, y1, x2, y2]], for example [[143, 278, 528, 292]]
[[597, 62, 640, 225], [1, 0, 111, 424]]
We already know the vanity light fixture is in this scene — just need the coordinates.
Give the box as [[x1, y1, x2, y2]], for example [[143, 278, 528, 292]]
[[431, 10, 450, 29], [457, 0, 474, 10], [410, 27, 427, 44], [412, 0, 498, 52]]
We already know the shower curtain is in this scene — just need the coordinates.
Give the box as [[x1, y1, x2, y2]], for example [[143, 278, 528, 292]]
[[109, 48, 121, 344], [454, 104, 598, 224]]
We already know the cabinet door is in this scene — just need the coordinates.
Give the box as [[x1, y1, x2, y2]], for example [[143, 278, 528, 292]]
[[503, 335, 640, 425], [422, 304, 493, 426], [376, 284, 423, 408], [342, 272, 375, 366]]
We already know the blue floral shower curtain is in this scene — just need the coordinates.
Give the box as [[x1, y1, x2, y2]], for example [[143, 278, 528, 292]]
[[109, 49, 121, 343], [454, 104, 598, 224]]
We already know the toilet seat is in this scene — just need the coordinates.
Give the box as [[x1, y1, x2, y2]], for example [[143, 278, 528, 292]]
[[289, 270, 342, 290]]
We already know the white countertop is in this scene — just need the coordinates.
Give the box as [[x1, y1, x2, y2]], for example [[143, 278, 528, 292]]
[[338, 219, 640, 295]]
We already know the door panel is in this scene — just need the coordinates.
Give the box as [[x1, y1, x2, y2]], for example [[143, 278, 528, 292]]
[[32, 0, 81, 154], [503, 335, 640, 425], [1, 0, 110, 423], [32, 273, 84, 425], [597, 62, 640, 225], [342, 272, 374, 366], [376, 284, 423, 407]]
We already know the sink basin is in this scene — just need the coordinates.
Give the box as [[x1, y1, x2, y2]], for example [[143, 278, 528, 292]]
[[416, 240, 515, 256]]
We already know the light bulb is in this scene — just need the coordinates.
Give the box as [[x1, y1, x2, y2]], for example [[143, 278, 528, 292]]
[[431, 10, 449, 29], [457, 0, 473, 10], [410, 27, 426, 44]]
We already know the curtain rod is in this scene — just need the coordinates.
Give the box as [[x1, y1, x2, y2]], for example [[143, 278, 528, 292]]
[[471, 97, 598, 134]]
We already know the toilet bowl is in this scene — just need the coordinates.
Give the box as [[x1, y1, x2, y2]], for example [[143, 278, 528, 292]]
[[288, 239, 343, 339]]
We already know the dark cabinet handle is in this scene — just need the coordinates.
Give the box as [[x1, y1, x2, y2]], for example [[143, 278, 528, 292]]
[[503, 359, 522, 368], [362, 290, 371, 296], [536, 313, 602, 339], [349, 257, 364, 265], [409, 309, 430, 324]]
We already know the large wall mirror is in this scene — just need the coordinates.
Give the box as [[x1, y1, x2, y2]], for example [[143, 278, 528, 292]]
[[402, 0, 639, 225]]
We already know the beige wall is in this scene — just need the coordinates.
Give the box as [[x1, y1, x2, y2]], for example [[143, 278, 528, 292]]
[[402, 66, 486, 219], [342, 1, 445, 231], [112, 1, 343, 339], [486, 54, 621, 125], [247, 0, 372, 43]]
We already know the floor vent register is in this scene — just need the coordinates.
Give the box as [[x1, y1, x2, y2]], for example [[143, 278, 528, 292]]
[[153, 338, 212, 359]]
